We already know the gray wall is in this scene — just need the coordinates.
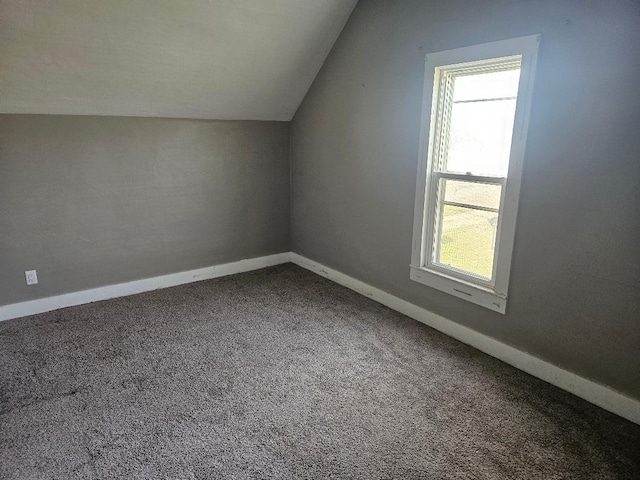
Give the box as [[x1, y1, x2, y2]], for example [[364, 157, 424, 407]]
[[1, 115, 290, 305], [291, 0, 640, 399]]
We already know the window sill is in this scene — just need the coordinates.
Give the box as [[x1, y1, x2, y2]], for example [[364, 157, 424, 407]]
[[409, 265, 507, 314]]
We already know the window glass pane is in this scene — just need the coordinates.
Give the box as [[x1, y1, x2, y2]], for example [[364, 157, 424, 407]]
[[435, 204, 498, 280], [452, 68, 521, 102], [443, 180, 501, 211], [444, 98, 517, 176]]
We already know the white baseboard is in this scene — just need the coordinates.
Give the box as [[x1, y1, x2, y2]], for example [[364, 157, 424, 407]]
[[289, 252, 640, 425], [0, 252, 291, 322], [3, 250, 638, 424]]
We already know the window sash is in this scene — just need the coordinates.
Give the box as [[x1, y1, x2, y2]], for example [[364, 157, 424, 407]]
[[432, 58, 521, 177], [424, 173, 506, 287], [423, 58, 519, 288]]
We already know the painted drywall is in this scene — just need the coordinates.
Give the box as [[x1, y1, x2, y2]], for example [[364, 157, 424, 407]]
[[291, 0, 640, 399], [0, 115, 290, 305], [0, 0, 358, 120]]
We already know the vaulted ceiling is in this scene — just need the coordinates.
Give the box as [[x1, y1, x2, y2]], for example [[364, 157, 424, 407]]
[[0, 0, 357, 120]]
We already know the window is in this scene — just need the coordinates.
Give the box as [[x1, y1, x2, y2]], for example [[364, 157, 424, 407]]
[[411, 35, 539, 313]]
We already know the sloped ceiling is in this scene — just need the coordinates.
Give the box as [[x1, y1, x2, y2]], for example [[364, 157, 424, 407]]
[[0, 0, 357, 120]]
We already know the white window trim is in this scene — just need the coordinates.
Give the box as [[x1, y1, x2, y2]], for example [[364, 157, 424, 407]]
[[410, 35, 540, 314]]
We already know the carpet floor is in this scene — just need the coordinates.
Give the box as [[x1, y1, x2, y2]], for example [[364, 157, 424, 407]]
[[1, 264, 639, 479]]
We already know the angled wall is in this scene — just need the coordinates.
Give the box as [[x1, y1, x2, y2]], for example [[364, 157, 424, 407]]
[[291, 0, 640, 399]]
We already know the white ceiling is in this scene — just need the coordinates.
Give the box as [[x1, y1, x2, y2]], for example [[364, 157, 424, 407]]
[[0, 0, 357, 121]]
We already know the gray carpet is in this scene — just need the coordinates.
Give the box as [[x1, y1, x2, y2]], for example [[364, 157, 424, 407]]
[[1, 264, 639, 479]]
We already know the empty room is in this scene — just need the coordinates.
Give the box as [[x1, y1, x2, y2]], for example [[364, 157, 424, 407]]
[[1, 0, 639, 478]]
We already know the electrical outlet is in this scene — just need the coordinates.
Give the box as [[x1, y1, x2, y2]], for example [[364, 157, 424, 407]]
[[25, 270, 38, 285]]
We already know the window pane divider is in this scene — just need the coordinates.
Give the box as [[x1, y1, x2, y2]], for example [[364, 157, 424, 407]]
[[434, 172, 506, 184], [442, 200, 499, 213], [453, 96, 517, 104]]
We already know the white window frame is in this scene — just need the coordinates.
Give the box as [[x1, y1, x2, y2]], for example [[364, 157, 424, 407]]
[[410, 35, 540, 314]]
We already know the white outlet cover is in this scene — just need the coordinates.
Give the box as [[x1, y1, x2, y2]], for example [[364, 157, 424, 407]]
[[25, 270, 38, 285]]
